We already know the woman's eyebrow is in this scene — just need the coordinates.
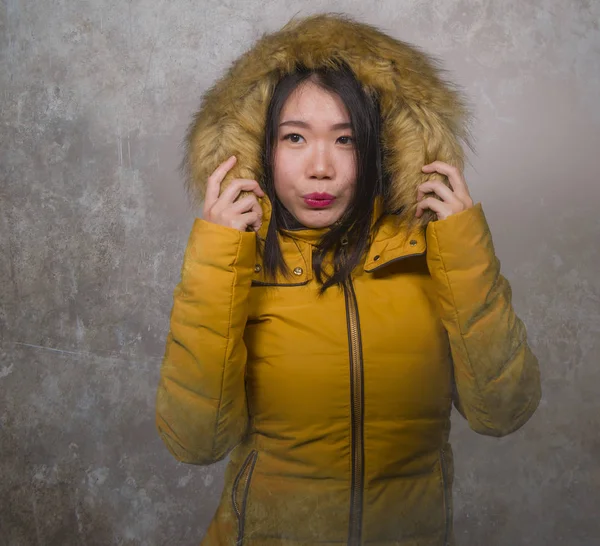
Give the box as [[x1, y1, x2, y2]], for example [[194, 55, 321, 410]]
[[279, 120, 310, 128], [279, 120, 353, 130]]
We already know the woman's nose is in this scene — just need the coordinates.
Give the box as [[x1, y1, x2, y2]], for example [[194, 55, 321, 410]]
[[308, 144, 335, 179]]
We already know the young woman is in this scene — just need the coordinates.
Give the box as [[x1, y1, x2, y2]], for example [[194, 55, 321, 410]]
[[156, 14, 541, 546]]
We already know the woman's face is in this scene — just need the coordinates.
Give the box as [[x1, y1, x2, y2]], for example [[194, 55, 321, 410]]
[[273, 81, 357, 229]]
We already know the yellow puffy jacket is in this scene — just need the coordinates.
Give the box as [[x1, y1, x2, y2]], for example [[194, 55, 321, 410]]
[[156, 15, 541, 546]]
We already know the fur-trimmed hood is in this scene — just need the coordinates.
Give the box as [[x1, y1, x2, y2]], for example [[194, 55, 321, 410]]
[[183, 13, 470, 227]]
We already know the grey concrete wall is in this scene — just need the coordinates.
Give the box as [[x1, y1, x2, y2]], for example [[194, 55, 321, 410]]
[[1, 0, 598, 544]]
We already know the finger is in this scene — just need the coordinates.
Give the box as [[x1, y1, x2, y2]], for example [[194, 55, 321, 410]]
[[205, 156, 237, 209], [417, 180, 457, 204], [231, 194, 263, 216], [245, 197, 264, 230], [415, 196, 449, 219], [422, 162, 467, 194], [417, 180, 447, 203], [239, 210, 262, 232], [218, 178, 264, 205]]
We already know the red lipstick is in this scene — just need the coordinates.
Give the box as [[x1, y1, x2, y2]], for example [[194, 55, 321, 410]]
[[303, 193, 336, 209]]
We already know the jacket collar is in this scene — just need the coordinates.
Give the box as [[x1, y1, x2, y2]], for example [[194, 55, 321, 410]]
[[252, 197, 426, 286], [363, 216, 426, 272]]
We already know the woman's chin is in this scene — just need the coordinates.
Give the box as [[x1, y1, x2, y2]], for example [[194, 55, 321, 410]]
[[296, 209, 341, 229]]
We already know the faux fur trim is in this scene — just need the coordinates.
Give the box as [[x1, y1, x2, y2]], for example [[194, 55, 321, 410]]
[[183, 13, 471, 227]]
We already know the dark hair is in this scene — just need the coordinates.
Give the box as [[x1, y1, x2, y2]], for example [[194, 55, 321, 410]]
[[261, 62, 387, 292]]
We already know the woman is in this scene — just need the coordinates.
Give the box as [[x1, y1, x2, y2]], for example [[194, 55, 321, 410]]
[[156, 14, 541, 546]]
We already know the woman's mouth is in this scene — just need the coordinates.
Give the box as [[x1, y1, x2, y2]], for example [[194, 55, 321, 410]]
[[303, 193, 336, 209]]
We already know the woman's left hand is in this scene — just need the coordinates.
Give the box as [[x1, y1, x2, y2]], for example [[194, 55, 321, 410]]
[[416, 161, 474, 221]]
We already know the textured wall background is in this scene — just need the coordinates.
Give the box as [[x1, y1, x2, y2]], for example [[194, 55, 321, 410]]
[[1, 0, 599, 544]]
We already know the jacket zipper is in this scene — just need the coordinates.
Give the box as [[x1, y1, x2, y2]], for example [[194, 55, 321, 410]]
[[232, 450, 258, 546], [344, 277, 365, 546], [440, 449, 450, 546]]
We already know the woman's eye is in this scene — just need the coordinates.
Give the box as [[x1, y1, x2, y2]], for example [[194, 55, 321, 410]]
[[284, 133, 304, 143], [337, 136, 354, 145]]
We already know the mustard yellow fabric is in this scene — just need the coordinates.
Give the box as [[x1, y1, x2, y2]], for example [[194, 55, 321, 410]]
[[156, 14, 541, 546], [157, 204, 540, 545]]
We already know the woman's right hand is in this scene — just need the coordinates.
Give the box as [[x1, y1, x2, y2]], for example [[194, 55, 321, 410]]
[[202, 156, 265, 232]]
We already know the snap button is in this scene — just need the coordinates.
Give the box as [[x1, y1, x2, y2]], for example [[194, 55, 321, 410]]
[[373, 255, 380, 261], [293, 267, 303, 276], [409, 240, 417, 246], [254, 264, 262, 273]]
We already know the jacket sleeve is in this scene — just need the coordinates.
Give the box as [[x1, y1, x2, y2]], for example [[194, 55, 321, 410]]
[[426, 203, 541, 437], [156, 218, 256, 464]]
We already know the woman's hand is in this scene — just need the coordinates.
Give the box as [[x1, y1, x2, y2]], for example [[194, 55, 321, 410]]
[[203, 156, 265, 232], [416, 161, 474, 221]]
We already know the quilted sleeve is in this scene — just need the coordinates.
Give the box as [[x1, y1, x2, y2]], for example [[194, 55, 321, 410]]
[[156, 219, 256, 463], [426, 204, 541, 437]]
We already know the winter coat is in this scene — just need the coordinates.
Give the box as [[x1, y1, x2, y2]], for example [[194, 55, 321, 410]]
[[156, 14, 541, 546]]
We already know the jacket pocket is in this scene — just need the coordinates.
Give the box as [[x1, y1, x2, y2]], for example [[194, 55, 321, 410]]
[[232, 450, 258, 546], [439, 449, 451, 546]]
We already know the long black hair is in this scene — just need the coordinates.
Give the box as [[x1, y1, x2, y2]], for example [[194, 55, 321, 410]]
[[261, 62, 388, 292]]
